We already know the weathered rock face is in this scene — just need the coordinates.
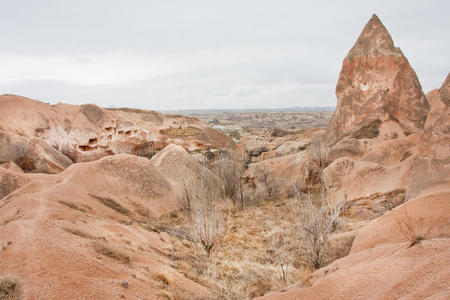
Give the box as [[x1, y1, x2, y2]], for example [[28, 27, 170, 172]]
[[325, 14, 429, 145], [419, 73, 450, 159], [408, 73, 450, 199], [0, 94, 236, 173]]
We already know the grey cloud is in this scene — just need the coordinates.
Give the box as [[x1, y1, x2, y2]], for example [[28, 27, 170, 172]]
[[0, 0, 449, 109]]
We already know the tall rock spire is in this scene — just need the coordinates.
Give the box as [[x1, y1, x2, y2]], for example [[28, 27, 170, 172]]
[[325, 14, 429, 145], [347, 14, 401, 58]]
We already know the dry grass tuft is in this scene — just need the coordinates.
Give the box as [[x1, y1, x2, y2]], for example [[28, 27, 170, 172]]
[[132, 202, 151, 218], [0, 275, 20, 300], [93, 242, 130, 264], [160, 126, 202, 137], [352, 119, 382, 139], [155, 274, 171, 288], [63, 227, 101, 240], [89, 194, 130, 215], [58, 200, 87, 213]]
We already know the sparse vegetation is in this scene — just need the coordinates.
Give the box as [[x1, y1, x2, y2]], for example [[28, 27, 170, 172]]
[[160, 126, 202, 137], [93, 242, 130, 263], [395, 209, 439, 247], [64, 227, 99, 240], [248, 146, 269, 157], [189, 173, 224, 257], [213, 150, 246, 206], [58, 142, 76, 162], [192, 200, 223, 257], [15, 147, 35, 172], [352, 119, 382, 139], [155, 273, 171, 288], [89, 194, 130, 215], [400, 150, 412, 161], [266, 227, 295, 285], [292, 183, 344, 270], [310, 135, 331, 173], [0, 275, 20, 300], [58, 200, 87, 213]]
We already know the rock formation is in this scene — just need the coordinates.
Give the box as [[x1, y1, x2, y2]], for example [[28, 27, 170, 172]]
[[257, 15, 449, 300], [0, 95, 238, 298], [325, 14, 429, 148], [321, 14, 443, 204], [407, 73, 450, 199], [0, 94, 236, 173]]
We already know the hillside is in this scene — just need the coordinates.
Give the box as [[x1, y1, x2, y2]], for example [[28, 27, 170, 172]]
[[0, 14, 449, 300]]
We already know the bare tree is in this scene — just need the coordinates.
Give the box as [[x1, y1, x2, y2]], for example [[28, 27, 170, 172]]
[[215, 150, 245, 200], [191, 199, 223, 257], [190, 170, 224, 257], [266, 227, 295, 285], [292, 182, 343, 270], [258, 164, 280, 199]]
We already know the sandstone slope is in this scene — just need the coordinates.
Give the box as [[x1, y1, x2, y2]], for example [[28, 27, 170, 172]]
[[0, 154, 212, 299]]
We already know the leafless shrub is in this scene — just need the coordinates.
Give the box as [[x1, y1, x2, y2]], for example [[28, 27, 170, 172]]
[[292, 183, 343, 270], [310, 135, 330, 175], [190, 171, 224, 257], [206, 150, 248, 210], [133, 142, 155, 159], [192, 205, 223, 257], [257, 164, 280, 200], [215, 151, 246, 195], [395, 209, 440, 247], [266, 227, 295, 285]]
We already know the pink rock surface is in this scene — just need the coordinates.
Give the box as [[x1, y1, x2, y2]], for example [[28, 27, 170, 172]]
[[325, 14, 429, 146]]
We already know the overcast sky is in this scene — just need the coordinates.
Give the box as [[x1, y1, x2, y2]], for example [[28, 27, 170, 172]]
[[0, 0, 448, 110]]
